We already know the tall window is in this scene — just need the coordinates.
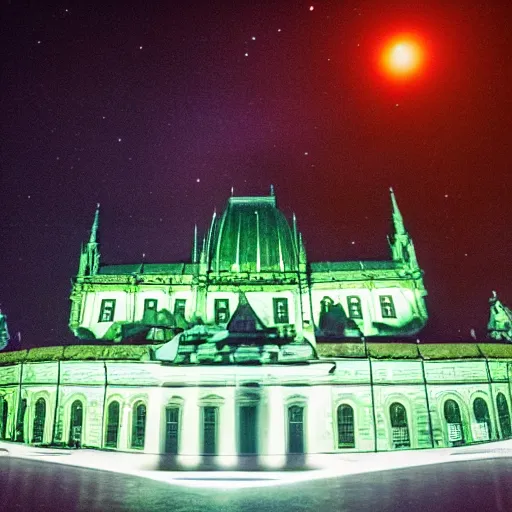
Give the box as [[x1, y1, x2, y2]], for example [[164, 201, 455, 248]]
[[202, 406, 218, 455], [380, 296, 396, 318], [473, 398, 492, 440], [143, 299, 157, 323], [99, 299, 116, 322], [444, 399, 464, 445], [497, 393, 511, 439], [0, 397, 7, 440], [273, 298, 289, 324], [69, 400, 83, 447], [165, 406, 180, 454], [337, 404, 355, 448], [390, 402, 410, 448], [239, 405, 257, 455], [16, 398, 27, 442], [105, 401, 120, 448], [288, 405, 304, 454], [174, 299, 186, 318], [214, 299, 230, 324], [347, 296, 363, 319], [131, 403, 146, 449], [32, 398, 46, 443]]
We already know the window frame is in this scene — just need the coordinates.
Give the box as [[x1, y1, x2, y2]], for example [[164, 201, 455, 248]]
[[496, 393, 512, 439], [273, 297, 289, 324], [346, 296, 363, 319], [105, 400, 120, 449], [287, 404, 305, 454], [165, 405, 181, 454], [174, 298, 187, 318], [379, 295, 396, 319], [32, 397, 46, 444], [389, 402, 411, 449], [214, 298, 230, 324], [99, 299, 116, 322], [131, 402, 147, 450], [202, 405, 219, 455], [336, 404, 355, 448]]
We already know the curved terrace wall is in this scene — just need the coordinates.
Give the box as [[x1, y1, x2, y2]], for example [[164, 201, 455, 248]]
[[0, 342, 511, 470]]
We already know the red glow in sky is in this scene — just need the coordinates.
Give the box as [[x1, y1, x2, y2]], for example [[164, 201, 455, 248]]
[[380, 35, 425, 80]]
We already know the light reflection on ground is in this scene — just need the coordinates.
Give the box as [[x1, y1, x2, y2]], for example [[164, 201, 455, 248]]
[[1, 456, 512, 511]]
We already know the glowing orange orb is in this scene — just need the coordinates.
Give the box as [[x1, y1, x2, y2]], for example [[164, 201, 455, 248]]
[[380, 36, 425, 79]]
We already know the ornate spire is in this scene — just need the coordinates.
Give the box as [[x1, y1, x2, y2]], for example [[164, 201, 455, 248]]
[[78, 203, 101, 276], [388, 188, 418, 270], [192, 224, 198, 263], [270, 184, 275, 196], [390, 187, 406, 235], [89, 203, 100, 244]]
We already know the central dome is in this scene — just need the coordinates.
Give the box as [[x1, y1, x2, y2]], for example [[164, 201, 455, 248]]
[[210, 195, 298, 273]]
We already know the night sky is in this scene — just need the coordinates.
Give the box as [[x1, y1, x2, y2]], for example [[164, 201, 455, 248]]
[[1, 1, 511, 347]]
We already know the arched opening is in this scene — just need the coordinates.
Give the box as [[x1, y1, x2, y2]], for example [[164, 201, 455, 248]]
[[32, 398, 46, 443], [131, 402, 146, 449], [444, 399, 465, 446], [105, 401, 120, 448], [16, 399, 27, 442], [496, 393, 511, 439], [69, 400, 83, 447], [165, 406, 180, 454], [0, 397, 8, 440], [337, 404, 355, 448], [288, 405, 305, 454], [473, 398, 492, 441], [389, 402, 410, 448]]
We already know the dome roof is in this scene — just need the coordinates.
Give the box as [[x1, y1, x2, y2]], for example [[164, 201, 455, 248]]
[[209, 196, 298, 273]]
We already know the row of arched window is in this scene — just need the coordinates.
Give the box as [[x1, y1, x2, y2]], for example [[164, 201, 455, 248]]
[[0, 397, 147, 450], [334, 394, 512, 449], [1, 393, 511, 452]]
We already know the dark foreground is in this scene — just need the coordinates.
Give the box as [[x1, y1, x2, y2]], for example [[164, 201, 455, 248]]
[[0, 456, 511, 512]]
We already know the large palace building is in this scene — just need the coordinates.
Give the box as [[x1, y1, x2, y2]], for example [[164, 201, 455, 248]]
[[0, 190, 511, 470]]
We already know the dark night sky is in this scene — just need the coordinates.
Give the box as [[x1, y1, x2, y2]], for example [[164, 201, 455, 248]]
[[1, 1, 511, 347]]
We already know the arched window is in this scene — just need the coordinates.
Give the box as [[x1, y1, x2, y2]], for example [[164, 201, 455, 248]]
[[444, 399, 464, 445], [16, 399, 27, 442], [69, 400, 83, 447], [131, 403, 146, 449], [390, 402, 410, 448], [496, 393, 511, 439], [288, 405, 305, 454], [473, 398, 492, 441], [32, 398, 46, 443], [0, 397, 8, 440], [105, 401, 120, 448], [165, 406, 180, 454], [337, 404, 355, 448]]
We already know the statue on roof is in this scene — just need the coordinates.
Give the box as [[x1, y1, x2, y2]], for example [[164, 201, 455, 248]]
[[487, 291, 512, 342], [0, 308, 10, 350]]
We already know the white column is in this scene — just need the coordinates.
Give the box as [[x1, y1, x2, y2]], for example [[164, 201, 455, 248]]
[[218, 386, 237, 468], [265, 386, 286, 469], [144, 388, 163, 453], [179, 388, 200, 468]]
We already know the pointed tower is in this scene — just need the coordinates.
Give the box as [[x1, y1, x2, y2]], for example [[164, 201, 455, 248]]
[[388, 188, 419, 270], [78, 203, 101, 276]]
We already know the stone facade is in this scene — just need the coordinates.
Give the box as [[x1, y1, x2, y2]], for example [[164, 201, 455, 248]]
[[0, 190, 509, 470], [0, 344, 511, 469], [69, 189, 427, 342]]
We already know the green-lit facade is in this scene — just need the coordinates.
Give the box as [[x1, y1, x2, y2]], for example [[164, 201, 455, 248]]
[[0, 190, 511, 470]]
